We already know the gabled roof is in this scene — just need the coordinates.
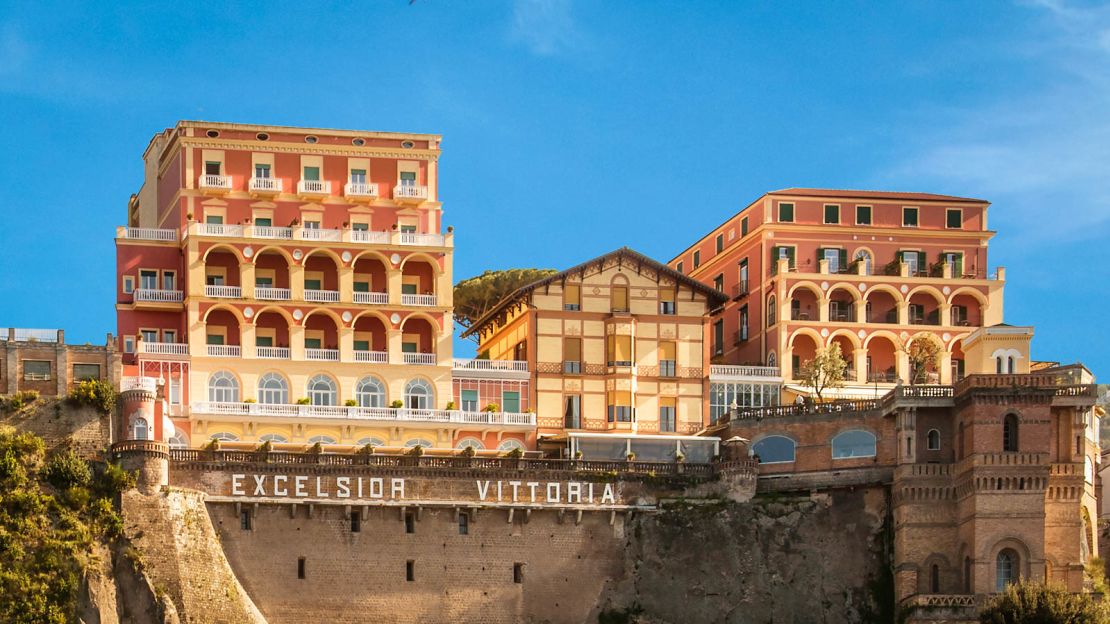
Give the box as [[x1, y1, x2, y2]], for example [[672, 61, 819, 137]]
[[768, 188, 988, 203], [460, 247, 728, 339]]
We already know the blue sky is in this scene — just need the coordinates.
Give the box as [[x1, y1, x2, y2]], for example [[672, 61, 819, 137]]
[[0, 1, 1107, 375]]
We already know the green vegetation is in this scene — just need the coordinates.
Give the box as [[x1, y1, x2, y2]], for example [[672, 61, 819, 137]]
[[452, 268, 558, 333], [598, 604, 644, 624], [67, 379, 117, 415], [907, 334, 943, 385], [1, 390, 41, 413], [798, 342, 848, 402], [979, 581, 1109, 623], [0, 427, 135, 623]]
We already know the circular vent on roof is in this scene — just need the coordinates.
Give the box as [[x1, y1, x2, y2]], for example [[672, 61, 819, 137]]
[[256, 132, 269, 141], [206, 130, 220, 138], [352, 138, 366, 146], [305, 135, 318, 144], [401, 141, 415, 149]]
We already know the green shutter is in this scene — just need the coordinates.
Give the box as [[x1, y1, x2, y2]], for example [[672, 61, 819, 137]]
[[786, 247, 795, 268], [918, 252, 927, 271], [954, 253, 963, 276], [839, 249, 848, 270], [502, 392, 520, 413]]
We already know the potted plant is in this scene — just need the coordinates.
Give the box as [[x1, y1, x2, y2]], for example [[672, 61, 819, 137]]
[[626, 452, 637, 462], [460, 445, 476, 459], [344, 399, 358, 407], [408, 444, 424, 457], [484, 403, 500, 413], [295, 397, 311, 405], [674, 452, 686, 463], [243, 398, 257, 404], [445, 401, 457, 410], [391, 399, 404, 409]]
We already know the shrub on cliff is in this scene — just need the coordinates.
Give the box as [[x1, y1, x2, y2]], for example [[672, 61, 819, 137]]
[[67, 379, 117, 415], [979, 581, 1109, 623], [0, 390, 40, 413], [0, 426, 131, 623]]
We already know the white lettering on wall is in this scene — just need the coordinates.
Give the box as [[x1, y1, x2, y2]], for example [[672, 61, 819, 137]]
[[509, 481, 521, 502], [231, 474, 245, 496], [602, 484, 616, 504], [337, 477, 350, 498], [253, 475, 266, 496], [391, 478, 405, 499], [546, 482, 561, 503], [315, 476, 328, 498], [567, 482, 581, 503], [295, 475, 308, 497], [477, 480, 491, 501], [370, 478, 383, 498], [274, 475, 288, 496]]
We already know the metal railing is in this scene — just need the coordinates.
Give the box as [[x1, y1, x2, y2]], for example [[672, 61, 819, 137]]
[[189, 402, 537, 426], [205, 285, 242, 298], [255, 287, 292, 301], [452, 359, 528, 372], [120, 227, 177, 242], [248, 177, 282, 193], [134, 289, 184, 303], [7, 328, 61, 342], [401, 293, 437, 306], [353, 350, 388, 363], [709, 365, 780, 378], [403, 353, 436, 365], [344, 182, 379, 197], [206, 345, 241, 357], [305, 348, 340, 361], [353, 291, 388, 304]]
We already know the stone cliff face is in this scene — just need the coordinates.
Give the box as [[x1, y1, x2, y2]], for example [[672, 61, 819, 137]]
[[600, 487, 894, 624]]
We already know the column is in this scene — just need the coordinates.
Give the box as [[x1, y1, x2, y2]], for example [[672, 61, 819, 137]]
[[290, 264, 305, 302], [387, 269, 403, 305], [289, 325, 305, 361], [853, 348, 868, 384], [896, 349, 910, 383], [339, 327, 354, 363], [241, 323, 257, 359], [938, 350, 953, 384], [240, 262, 256, 299], [897, 302, 909, 326], [387, 329, 403, 365], [938, 303, 952, 327], [854, 299, 868, 324], [339, 266, 354, 303], [436, 254, 453, 307], [188, 302, 206, 356], [818, 297, 830, 322]]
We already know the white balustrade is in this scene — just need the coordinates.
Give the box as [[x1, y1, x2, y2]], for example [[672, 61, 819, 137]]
[[121, 227, 177, 242], [188, 402, 537, 426], [121, 376, 158, 392], [199, 174, 232, 189], [453, 359, 528, 372], [398, 232, 445, 246], [300, 228, 342, 241], [255, 287, 292, 301], [134, 289, 184, 303], [403, 352, 437, 366], [253, 225, 293, 239], [305, 348, 340, 361], [256, 347, 291, 359], [206, 345, 241, 357], [350, 230, 390, 244], [197, 223, 245, 237], [344, 182, 379, 198], [248, 177, 283, 193], [304, 289, 340, 303], [11, 328, 60, 342], [205, 285, 242, 298], [393, 184, 428, 200], [297, 180, 332, 195], [354, 350, 388, 363], [401, 293, 437, 307], [709, 365, 782, 379], [353, 291, 388, 304], [139, 342, 189, 355]]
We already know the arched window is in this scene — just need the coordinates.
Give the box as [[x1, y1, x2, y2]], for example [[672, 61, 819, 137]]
[[210, 432, 239, 442], [996, 549, 1018, 591], [259, 433, 288, 443], [831, 430, 877, 459], [405, 438, 434, 448], [927, 429, 941, 451], [1003, 414, 1019, 452], [456, 438, 485, 450], [307, 374, 338, 406], [132, 418, 150, 441], [167, 431, 189, 449], [854, 249, 872, 275], [355, 376, 386, 408], [996, 357, 1004, 374], [767, 295, 777, 326], [307, 435, 336, 445], [258, 373, 289, 405], [208, 371, 240, 403], [497, 439, 526, 452], [1007, 356, 1015, 374], [767, 352, 777, 368], [404, 379, 434, 410], [356, 437, 385, 448], [931, 564, 940, 593], [752, 435, 796, 464]]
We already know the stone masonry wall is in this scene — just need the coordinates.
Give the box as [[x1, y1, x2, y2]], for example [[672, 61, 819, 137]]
[[0, 397, 110, 456]]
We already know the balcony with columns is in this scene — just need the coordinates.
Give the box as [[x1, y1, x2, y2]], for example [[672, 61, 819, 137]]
[[187, 221, 452, 248], [188, 401, 535, 428]]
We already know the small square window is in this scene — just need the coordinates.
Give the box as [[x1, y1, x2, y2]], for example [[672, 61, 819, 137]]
[[676, 261, 684, 275], [122, 276, 135, 294], [297, 557, 306, 579], [351, 510, 361, 533], [458, 512, 469, 535], [903, 207, 919, 227], [240, 511, 252, 530], [946, 209, 962, 229], [204, 161, 221, 176], [715, 234, 724, 253], [778, 203, 794, 222], [123, 336, 135, 353], [741, 216, 749, 236], [692, 251, 701, 268], [404, 512, 415, 534], [513, 562, 524, 584], [406, 560, 415, 582], [823, 204, 839, 224], [856, 206, 872, 225]]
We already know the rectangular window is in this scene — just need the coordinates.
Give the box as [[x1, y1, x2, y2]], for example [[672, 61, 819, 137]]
[[659, 288, 676, 315], [461, 389, 478, 412], [23, 360, 51, 381], [399, 171, 417, 186], [140, 329, 158, 343], [205, 214, 224, 225], [204, 161, 221, 176], [163, 330, 176, 344], [822, 248, 842, 273], [676, 261, 684, 275], [353, 340, 370, 351], [162, 271, 176, 291], [944, 252, 964, 277], [139, 270, 158, 290], [946, 208, 962, 229], [607, 391, 633, 423], [770, 246, 795, 272], [405, 512, 415, 534], [241, 511, 252, 530], [692, 250, 701, 268], [713, 320, 724, 355], [738, 259, 749, 294], [353, 281, 370, 293], [856, 205, 872, 225], [401, 283, 418, 295], [741, 216, 749, 236], [406, 560, 415, 582], [352, 222, 369, 231], [611, 285, 629, 313], [254, 217, 273, 227], [659, 341, 676, 377], [715, 234, 724, 253], [254, 163, 271, 178], [123, 336, 135, 353], [903, 207, 919, 227], [73, 363, 101, 381], [659, 398, 676, 433], [563, 283, 581, 311], [401, 342, 417, 353], [778, 202, 794, 222], [458, 512, 469, 535], [564, 395, 581, 429], [350, 168, 367, 184], [502, 391, 520, 413], [305, 337, 322, 349], [351, 510, 361, 533], [824, 204, 840, 224], [303, 220, 321, 230], [563, 338, 582, 374], [207, 274, 225, 286], [713, 274, 724, 292], [513, 563, 524, 584], [399, 224, 417, 233], [304, 278, 322, 290], [122, 276, 134, 294], [297, 557, 306, 579], [255, 336, 273, 347], [607, 335, 632, 367], [303, 166, 321, 181], [739, 305, 749, 342]]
